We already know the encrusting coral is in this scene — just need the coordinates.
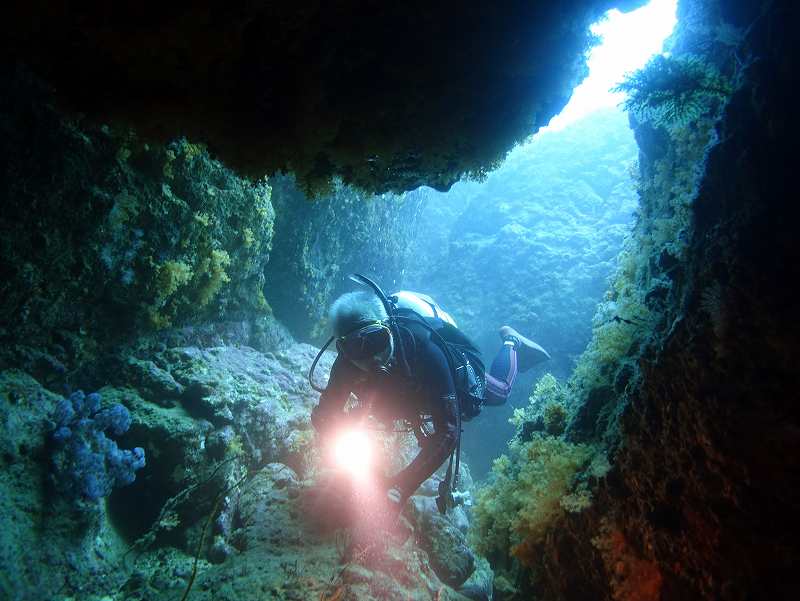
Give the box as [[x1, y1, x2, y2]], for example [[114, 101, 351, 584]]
[[1, 69, 278, 372], [474, 372, 599, 574]]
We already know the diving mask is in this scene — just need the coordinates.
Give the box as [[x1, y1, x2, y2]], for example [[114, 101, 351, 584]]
[[336, 322, 394, 371]]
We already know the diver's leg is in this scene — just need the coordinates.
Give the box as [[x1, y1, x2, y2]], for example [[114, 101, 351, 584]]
[[485, 327, 551, 405], [484, 340, 517, 406], [498, 326, 551, 373]]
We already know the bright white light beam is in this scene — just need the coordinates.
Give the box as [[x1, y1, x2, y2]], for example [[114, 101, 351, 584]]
[[334, 428, 373, 478]]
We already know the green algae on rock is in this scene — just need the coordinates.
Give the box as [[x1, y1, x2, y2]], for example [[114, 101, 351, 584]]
[[0, 67, 276, 378]]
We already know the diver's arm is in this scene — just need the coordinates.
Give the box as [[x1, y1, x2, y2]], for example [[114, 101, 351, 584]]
[[390, 393, 458, 500], [389, 338, 459, 500], [311, 355, 357, 431]]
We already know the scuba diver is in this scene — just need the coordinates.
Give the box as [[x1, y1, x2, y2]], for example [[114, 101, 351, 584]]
[[309, 275, 550, 516]]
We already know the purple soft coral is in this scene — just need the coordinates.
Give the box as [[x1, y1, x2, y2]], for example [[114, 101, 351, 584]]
[[49, 390, 146, 503]]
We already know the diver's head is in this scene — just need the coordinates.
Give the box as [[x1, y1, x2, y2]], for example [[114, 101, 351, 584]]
[[329, 291, 393, 372]]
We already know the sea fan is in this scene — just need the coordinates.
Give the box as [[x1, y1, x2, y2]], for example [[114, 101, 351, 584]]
[[614, 55, 732, 127]]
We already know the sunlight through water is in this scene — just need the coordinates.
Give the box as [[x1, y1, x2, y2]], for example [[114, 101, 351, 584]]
[[544, 0, 678, 131]]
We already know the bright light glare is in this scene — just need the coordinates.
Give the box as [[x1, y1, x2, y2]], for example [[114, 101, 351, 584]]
[[334, 429, 372, 476], [544, 0, 677, 131]]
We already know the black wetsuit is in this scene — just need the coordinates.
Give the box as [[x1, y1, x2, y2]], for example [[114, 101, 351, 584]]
[[316, 318, 465, 499]]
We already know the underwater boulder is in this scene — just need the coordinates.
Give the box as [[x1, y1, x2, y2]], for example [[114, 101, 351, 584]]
[[230, 464, 303, 552], [457, 556, 495, 601], [412, 504, 477, 589], [165, 344, 323, 468], [122, 356, 185, 406]]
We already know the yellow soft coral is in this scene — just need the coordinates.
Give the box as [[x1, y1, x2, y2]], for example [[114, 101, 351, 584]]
[[195, 249, 231, 307], [155, 260, 193, 300], [543, 402, 567, 436], [148, 260, 194, 328], [509, 372, 566, 432], [471, 434, 595, 566]]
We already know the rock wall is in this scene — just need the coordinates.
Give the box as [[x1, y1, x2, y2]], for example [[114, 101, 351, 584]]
[[0, 65, 275, 385], [488, 0, 799, 598], [2, 1, 647, 194], [265, 175, 426, 342], [574, 2, 798, 596], [1, 327, 494, 601], [0, 61, 486, 601], [0, 65, 423, 385]]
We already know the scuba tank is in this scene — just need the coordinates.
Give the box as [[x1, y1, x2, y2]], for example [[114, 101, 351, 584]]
[[391, 290, 457, 327]]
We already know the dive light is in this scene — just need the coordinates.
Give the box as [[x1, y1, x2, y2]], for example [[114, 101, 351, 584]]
[[333, 428, 373, 478]]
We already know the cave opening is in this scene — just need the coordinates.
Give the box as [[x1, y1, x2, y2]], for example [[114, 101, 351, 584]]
[[2, 0, 794, 599], [545, 0, 678, 131], [400, 0, 680, 479]]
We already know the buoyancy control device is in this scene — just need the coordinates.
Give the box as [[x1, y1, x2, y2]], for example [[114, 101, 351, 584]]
[[390, 291, 484, 421]]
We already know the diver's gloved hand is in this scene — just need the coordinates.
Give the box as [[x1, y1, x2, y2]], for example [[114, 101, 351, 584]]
[[384, 486, 413, 543]]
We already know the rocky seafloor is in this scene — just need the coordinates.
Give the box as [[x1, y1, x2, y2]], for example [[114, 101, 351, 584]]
[[0, 319, 494, 601]]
